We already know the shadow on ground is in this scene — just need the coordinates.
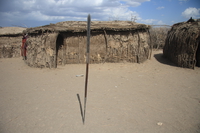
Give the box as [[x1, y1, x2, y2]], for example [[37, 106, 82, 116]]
[[154, 53, 176, 67], [77, 94, 84, 124]]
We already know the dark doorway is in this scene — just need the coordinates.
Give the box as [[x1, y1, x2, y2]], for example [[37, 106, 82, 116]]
[[56, 34, 64, 67], [196, 42, 200, 67]]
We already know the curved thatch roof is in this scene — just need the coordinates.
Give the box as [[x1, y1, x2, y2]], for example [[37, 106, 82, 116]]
[[163, 20, 200, 69], [0, 27, 27, 36], [25, 21, 150, 34]]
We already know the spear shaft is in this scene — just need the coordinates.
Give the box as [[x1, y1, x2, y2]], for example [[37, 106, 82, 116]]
[[83, 14, 91, 124]]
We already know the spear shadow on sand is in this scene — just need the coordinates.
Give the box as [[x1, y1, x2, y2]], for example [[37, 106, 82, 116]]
[[77, 14, 91, 125]]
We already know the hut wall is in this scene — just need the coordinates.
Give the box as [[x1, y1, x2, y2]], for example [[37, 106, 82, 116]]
[[25, 33, 58, 68], [163, 22, 200, 69], [0, 36, 22, 58], [25, 30, 150, 68], [63, 30, 150, 65]]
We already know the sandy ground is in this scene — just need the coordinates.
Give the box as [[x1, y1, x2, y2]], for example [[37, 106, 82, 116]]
[[0, 50, 200, 133]]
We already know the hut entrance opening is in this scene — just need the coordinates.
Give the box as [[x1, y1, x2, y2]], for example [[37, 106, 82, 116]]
[[56, 34, 65, 67], [196, 42, 200, 67]]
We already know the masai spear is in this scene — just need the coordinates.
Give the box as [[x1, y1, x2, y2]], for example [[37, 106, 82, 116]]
[[83, 14, 91, 124]]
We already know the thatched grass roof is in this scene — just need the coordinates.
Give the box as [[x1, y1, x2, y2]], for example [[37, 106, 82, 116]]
[[25, 21, 150, 34], [0, 27, 27, 36], [163, 20, 200, 69]]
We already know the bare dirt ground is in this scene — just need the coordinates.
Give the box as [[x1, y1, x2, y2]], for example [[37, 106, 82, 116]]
[[0, 50, 200, 133]]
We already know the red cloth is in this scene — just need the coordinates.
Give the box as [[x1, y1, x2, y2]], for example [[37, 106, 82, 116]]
[[21, 37, 27, 56]]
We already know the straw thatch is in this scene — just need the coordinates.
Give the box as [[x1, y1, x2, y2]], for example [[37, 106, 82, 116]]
[[0, 27, 26, 36], [163, 19, 200, 69], [25, 21, 150, 34]]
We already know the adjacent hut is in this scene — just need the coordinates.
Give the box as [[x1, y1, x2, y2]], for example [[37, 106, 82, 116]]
[[23, 21, 151, 68], [163, 19, 200, 69], [0, 27, 26, 58]]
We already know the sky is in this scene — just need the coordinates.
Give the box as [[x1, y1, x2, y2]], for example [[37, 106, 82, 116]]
[[0, 0, 200, 27]]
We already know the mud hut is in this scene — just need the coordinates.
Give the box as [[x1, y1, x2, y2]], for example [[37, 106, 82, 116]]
[[0, 27, 26, 58], [163, 19, 200, 69], [23, 21, 151, 68]]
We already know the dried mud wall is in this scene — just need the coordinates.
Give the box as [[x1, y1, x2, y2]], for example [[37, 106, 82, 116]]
[[25, 33, 58, 68], [0, 36, 22, 58], [26, 30, 150, 68]]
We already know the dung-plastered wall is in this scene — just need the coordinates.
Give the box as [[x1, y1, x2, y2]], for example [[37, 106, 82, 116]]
[[25, 29, 150, 68], [0, 36, 22, 58]]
